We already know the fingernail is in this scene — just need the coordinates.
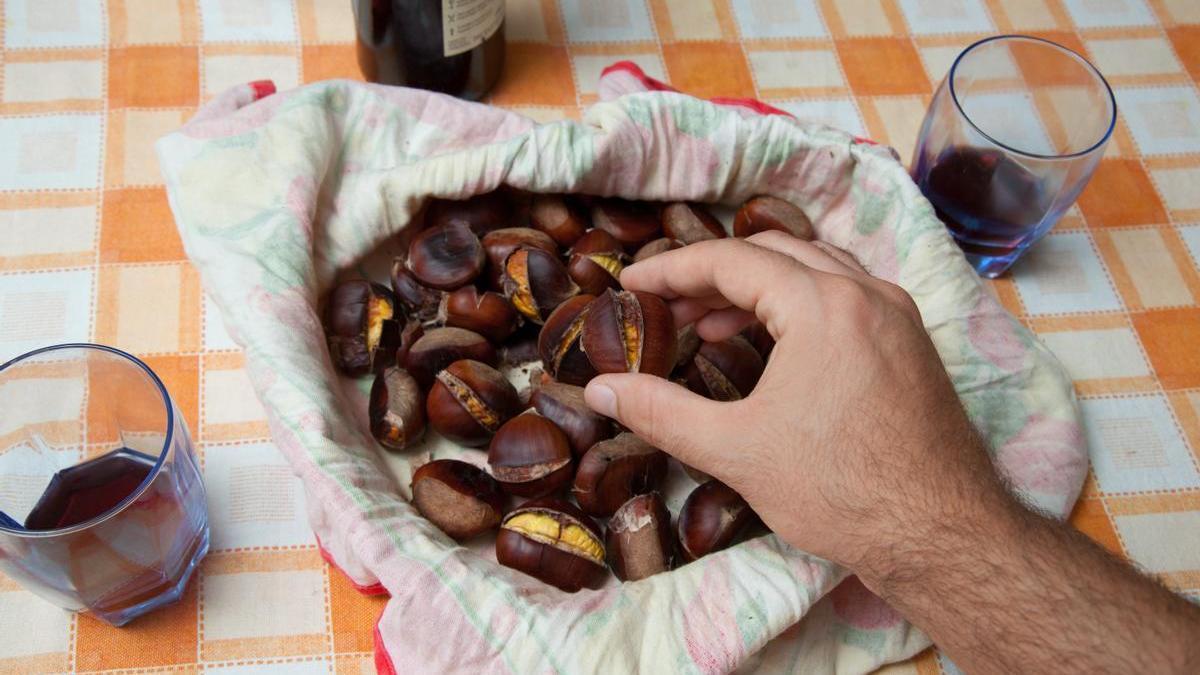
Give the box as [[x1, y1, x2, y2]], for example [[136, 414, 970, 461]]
[[585, 383, 617, 418]]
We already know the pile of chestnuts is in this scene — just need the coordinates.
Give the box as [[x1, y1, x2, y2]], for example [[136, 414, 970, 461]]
[[324, 190, 813, 592]]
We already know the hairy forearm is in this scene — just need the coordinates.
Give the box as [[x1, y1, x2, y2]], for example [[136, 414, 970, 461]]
[[859, 479, 1200, 674]]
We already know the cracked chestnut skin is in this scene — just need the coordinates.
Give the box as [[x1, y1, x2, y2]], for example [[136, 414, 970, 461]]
[[530, 381, 614, 457], [487, 413, 574, 498], [501, 247, 580, 324], [682, 336, 765, 402], [537, 294, 597, 386], [732, 195, 814, 240], [580, 289, 676, 378], [324, 280, 400, 377], [404, 327, 497, 390], [440, 286, 519, 343], [426, 359, 520, 446], [391, 260, 445, 325], [495, 496, 607, 592], [566, 229, 627, 296], [571, 432, 667, 517], [481, 227, 558, 289], [607, 492, 675, 581], [369, 367, 426, 451], [677, 480, 760, 562], [411, 459, 506, 540]]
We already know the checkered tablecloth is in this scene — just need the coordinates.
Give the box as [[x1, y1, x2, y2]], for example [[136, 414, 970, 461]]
[[0, 0, 1197, 673]]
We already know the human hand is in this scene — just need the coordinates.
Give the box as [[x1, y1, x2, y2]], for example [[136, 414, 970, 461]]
[[583, 232, 1005, 585]]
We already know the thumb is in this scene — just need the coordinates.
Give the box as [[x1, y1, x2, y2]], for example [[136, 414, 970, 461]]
[[584, 373, 732, 476]]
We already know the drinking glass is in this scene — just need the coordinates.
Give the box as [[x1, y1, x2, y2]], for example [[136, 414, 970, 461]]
[[0, 344, 208, 626], [912, 35, 1116, 277]]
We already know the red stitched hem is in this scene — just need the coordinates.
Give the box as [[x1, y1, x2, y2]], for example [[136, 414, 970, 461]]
[[374, 621, 399, 675], [249, 80, 277, 100]]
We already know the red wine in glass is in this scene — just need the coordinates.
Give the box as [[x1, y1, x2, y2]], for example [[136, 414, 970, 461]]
[[914, 146, 1053, 267], [24, 448, 156, 531]]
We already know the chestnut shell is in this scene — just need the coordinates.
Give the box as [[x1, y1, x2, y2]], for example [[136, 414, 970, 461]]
[[677, 480, 759, 561], [487, 414, 574, 497], [580, 289, 676, 378], [661, 202, 725, 244], [406, 221, 487, 291], [496, 497, 607, 592], [324, 280, 399, 377], [572, 432, 668, 516], [369, 367, 426, 451], [682, 336, 765, 401], [481, 227, 558, 289], [411, 459, 505, 540], [529, 194, 588, 247], [633, 237, 683, 262], [732, 195, 814, 240], [537, 294, 597, 386], [607, 492, 675, 581], [567, 229, 626, 296], [440, 286, 520, 343], [404, 327, 497, 390], [426, 359, 520, 446], [591, 199, 662, 250], [501, 247, 580, 324], [390, 259, 445, 324], [530, 381, 615, 456]]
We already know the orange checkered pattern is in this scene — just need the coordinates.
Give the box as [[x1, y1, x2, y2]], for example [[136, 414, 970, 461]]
[[0, 0, 1197, 673]]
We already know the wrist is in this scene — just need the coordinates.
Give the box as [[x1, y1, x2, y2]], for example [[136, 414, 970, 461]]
[[850, 466, 1024, 599]]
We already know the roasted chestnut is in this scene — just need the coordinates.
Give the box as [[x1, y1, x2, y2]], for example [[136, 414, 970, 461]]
[[499, 325, 540, 368], [324, 280, 400, 377], [567, 229, 627, 295], [481, 227, 558, 288], [581, 289, 676, 377], [530, 381, 614, 456], [404, 327, 497, 390], [395, 319, 424, 367], [426, 359, 520, 446], [487, 413, 574, 497], [591, 199, 662, 250], [682, 336, 764, 401], [501, 247, 580, 324], [496, 497, 607, 592], [633, 237, 683, 262], [741, 321, 775, 360], [411, 459, 505, 540], [661, 202, 725, 244], [440, 286, 519, 343], [391, 259, 445, 324], [369, 367, 426, 450], [607, 492, 675, 581], [572, 433, 667, 516], [536, 294, 597, 386], [406, 221, 487, 290], [529, 194, 588, 247], [424, 190, 512, 235], [732, 195, 814, 240], [677, 480, 759, 561]]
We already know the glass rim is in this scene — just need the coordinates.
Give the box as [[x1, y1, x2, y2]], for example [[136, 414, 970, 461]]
[[948, 34, 1117, 161], [0, 343, 174, 538]]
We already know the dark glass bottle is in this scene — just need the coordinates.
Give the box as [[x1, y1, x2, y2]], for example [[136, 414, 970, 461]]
[[354, 0, 505, 101]]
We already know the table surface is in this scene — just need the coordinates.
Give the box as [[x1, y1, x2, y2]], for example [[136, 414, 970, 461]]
[[1, 0, 1199, 673]]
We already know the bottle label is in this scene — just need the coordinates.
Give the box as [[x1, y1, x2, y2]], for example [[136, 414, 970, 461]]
[[443, 0, 504, 57]]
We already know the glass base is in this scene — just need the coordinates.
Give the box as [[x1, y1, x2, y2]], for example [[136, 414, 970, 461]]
[[91, 525, 210, 627]]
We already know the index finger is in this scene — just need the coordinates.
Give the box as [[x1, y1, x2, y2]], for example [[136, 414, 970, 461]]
[[618, 238, 814, 327]]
